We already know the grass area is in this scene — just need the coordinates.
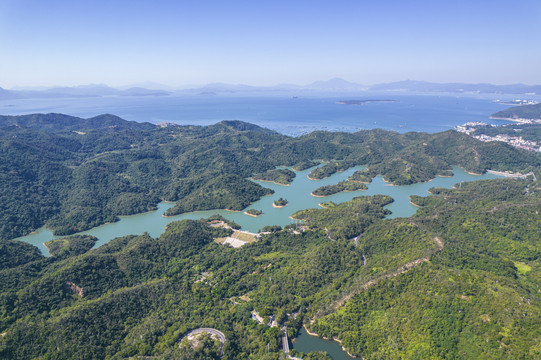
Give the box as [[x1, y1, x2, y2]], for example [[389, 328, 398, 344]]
[[231, 231, 257, 243], [214, 230, 258, 245], [514, 261, 532, 275]]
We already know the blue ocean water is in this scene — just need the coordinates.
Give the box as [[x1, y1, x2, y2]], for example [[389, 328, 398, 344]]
[[1, 92, 537, 135]]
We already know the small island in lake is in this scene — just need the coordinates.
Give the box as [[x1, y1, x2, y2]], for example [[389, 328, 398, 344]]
[[311, 180, 367, 197], [244, 209, 263, 217], [273, 197, 288, 208], [337, 99, 397, 105]]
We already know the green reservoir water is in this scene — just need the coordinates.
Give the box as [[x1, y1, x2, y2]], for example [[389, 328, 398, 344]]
[[293, 327, 354, 359], [16, 165, 501, 258]]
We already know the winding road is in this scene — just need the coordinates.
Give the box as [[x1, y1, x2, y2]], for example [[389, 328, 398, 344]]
[[180, 328, 226, 357]]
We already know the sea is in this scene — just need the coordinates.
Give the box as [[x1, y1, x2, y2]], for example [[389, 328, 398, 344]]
[[2, 91, 539, 135]]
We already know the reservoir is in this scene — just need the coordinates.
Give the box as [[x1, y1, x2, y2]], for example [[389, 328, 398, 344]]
[[16, 165, 502, 257], [14, 165, 503, 358], [293, 327, 354, 359]]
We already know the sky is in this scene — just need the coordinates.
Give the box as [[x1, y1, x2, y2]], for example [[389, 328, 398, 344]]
[[1, 0, 540, 88]]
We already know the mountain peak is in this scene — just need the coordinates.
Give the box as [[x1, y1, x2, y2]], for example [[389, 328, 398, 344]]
[[306, 78, 365, 90]]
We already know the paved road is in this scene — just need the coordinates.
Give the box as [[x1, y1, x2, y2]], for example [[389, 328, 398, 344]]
[[282, 326, 290, 353], [180, 328, 226, 356]]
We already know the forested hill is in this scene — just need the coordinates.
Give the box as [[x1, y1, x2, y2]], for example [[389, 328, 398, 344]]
[[491, 102, 541, 120], [0, 169, 539, 359], [1, 112, 540, 240], [0, 113, 155, 132], [0, 112, 540, 359]]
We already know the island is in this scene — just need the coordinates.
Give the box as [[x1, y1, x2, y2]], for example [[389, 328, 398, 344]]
[[311, 179, 367, 197], [273, 197, 288, 208], [244, 209, 263, 217]]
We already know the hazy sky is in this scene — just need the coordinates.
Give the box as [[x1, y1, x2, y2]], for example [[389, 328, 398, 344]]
[[1, 0, 540, 88]]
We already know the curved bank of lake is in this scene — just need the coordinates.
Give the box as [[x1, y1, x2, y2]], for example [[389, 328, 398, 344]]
[[15, 165, 502, 257], [293, 327, 354, 359]]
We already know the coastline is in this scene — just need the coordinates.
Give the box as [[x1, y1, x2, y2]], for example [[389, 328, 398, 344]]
[[489, 116, 541, 124], [273, 203, 287, 208]]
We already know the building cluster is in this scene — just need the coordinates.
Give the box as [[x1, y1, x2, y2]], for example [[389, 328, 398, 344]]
[[492, 99, 538, 106], [475, 133, 540, 152], [455, 122, 541, 152], [455, 122, 490, 135]]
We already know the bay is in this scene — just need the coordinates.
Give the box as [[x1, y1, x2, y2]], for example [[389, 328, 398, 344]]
[[1, 93, 535, 136]]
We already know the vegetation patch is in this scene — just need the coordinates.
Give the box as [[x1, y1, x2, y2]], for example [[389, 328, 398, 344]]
[[45, 235, 97, 258], [273, 197, 288, 207], [514, 261, 532, 275], [292, 195, 393, 240], [244, 209, 263, 217], [311, 180, 367, 197], [252, 168, 296, 185]]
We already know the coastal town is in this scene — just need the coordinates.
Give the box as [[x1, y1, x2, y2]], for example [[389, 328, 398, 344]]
[[455, 122, 541, 152]]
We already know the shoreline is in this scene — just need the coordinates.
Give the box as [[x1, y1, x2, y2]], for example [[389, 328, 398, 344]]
[[302, 325, 357, 358], [244, 211, 261, 217], [487, 169, 532, 178], [489, 116, 541, 124], [409, 200, 421, 207], [273, 203, 287, 208], [310, 192, 326, 198], [162, 207, 241, 218], [465, 170, 483, 176], [251, 178, 291, 186]]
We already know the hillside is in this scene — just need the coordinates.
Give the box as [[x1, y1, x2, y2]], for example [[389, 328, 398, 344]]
[[0, 114, 540, 358], [491, 103, 541, 120], [0, 113, 155, 132], [0, 113, 540, 240], [0, 176, 539, 359]]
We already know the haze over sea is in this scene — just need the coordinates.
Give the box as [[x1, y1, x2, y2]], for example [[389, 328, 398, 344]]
[[2, 92, 539, 136]]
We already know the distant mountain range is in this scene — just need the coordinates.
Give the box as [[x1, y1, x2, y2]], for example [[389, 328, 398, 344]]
[[369, 80, 541, 94], [1, 78, 541, 100], [0, 84, 171, 100]]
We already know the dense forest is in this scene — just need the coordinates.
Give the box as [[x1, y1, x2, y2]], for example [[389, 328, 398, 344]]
[[1, 175, 539, 359], [1, 113, 539, 240], [0, 113, 540, 359]]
